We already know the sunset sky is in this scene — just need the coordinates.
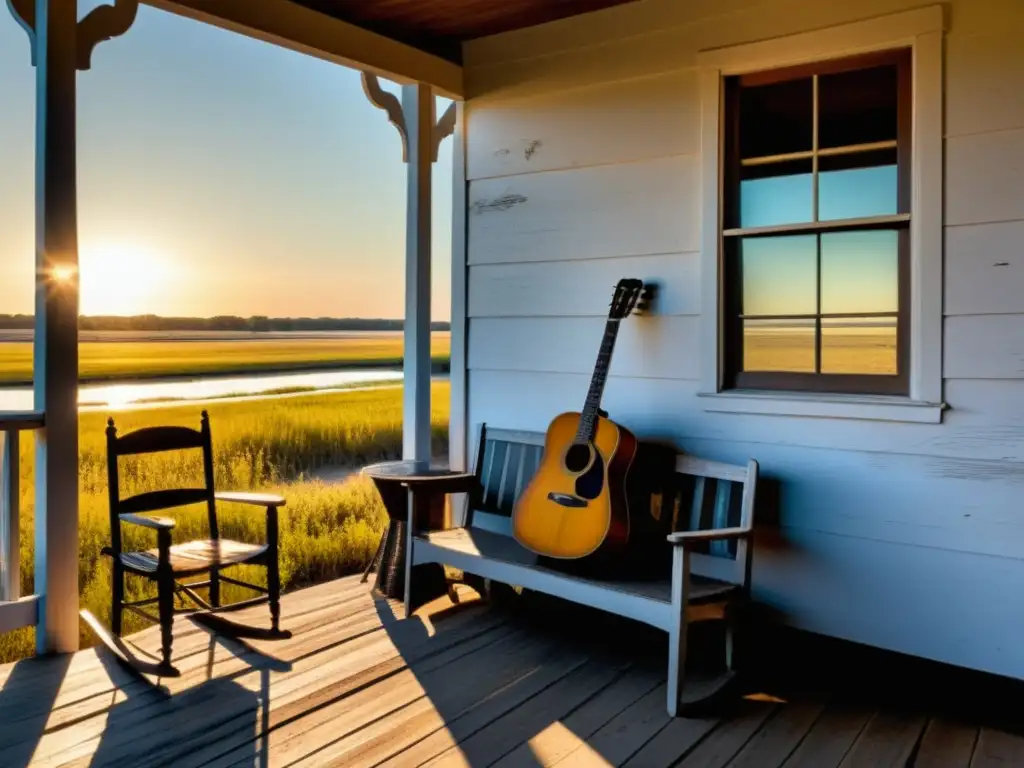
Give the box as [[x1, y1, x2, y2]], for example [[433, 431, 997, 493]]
[[0, 2, 452, 319]]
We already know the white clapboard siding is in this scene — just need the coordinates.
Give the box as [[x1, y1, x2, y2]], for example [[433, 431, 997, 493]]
[[945, 315, 1024, 379], [469, 370, 1024, 465], [466, 71, 699, 180], [467, 252, 700, 318], [946, 128, 1024, 226], [467, 157, 698, 265], [945, 30, 1024, 138], [464, 0, 926, 98], [753, 528, 1024, 679], [945, 221, 1024, 316], [467, 316, 700, 380], [678, 437, 1024, 560]]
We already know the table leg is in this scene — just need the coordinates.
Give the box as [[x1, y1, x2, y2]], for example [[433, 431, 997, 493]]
[[362, 526, 387, 584]]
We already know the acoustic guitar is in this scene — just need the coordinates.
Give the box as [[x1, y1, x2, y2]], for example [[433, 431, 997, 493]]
[[512, 278, 649, 560]]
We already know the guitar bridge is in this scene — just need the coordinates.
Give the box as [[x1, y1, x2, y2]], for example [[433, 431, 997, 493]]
[[547, 492, 588, 509]]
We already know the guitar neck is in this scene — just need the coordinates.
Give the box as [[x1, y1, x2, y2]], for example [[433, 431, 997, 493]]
[[575, 319, 621, 443]]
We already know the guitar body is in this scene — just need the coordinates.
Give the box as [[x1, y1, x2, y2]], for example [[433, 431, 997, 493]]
[[512, 411, 639, 560]]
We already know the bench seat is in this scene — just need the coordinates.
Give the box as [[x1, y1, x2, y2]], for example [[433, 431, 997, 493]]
[[415, 527, 736, 631]]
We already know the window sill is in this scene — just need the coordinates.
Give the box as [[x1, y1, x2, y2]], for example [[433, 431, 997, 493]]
[[698, 390, 946, 424]]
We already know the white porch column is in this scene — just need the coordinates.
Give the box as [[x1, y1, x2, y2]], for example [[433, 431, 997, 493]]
[[361, 74, 457, 466], [7, 0, 140, 653], [33, 0, 82, 654], [401, 83, 433, 463]]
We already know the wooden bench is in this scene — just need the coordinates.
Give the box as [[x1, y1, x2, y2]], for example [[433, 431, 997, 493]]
[[408, 424, 759, 716]]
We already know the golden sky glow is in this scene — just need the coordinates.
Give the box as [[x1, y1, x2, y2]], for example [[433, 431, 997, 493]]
[[78, 243, 177, 315], [0, 4, 452, 320]]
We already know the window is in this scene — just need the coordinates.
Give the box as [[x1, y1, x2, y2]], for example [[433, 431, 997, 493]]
[[721, 50, 911, 395]]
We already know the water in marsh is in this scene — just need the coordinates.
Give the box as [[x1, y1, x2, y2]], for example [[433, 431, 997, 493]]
[[0, 368, 407, 411]]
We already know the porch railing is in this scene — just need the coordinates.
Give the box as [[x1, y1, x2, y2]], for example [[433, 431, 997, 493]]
[[0, 412, 44, 633]]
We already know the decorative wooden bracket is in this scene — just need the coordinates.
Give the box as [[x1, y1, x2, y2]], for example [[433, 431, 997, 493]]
[[361, 71, 457, 164], [5, 0, 35, 65], [5, 0, 139, 69], [432, 102, 456, 162], [77, 0, 139, 71], [361, 71, 409, 162]]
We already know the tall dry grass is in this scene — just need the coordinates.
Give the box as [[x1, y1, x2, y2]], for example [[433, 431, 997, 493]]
[[0, 382, 450, 662]]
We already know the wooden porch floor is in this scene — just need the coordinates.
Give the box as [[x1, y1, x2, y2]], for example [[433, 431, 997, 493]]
[[0, 575, 1022, 767]]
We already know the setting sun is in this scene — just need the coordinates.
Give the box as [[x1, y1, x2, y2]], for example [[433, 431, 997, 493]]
[[50, 264, 77, 283], [78, 243, 176, 315]]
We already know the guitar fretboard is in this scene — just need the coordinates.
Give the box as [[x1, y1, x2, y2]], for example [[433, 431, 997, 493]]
[[574, 319, 620, 444]]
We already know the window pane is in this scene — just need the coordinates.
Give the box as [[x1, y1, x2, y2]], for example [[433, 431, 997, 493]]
[[821, 230, 899, 314], [821, 317, 897, 374], [743, 318, 816, 373], [818, 157, 897, 221], [741, 235, 817, 316], [740, 159, 813, 227], [819, 64, 899, 149], [739, 77, 813, 158]]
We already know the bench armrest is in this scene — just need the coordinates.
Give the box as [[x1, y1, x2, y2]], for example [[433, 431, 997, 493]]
[[120, 513, 175, 531], [667, 526, 751, 545], [215, 491, 286, 508]]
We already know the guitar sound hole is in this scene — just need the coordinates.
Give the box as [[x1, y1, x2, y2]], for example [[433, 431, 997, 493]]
[[564, 443, 592, 473]]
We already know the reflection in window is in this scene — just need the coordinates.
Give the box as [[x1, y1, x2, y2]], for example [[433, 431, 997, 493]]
[[723, 49, 910, 394], [821, 317, 897, 374], [818, 165, 897, 221], [820, 230, 898, 314], [740, 160, 814, 228], [741, 236, 817, 316], [743, 318, 816, 373], [739, 77, 813, 158]]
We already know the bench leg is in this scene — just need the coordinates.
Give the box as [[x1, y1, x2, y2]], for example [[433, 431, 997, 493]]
[[725, 612, 736, 672], [667, 546, 690, 717]]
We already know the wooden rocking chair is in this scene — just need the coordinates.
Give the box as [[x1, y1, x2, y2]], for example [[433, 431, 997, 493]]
[[80, 411, 291, 678]]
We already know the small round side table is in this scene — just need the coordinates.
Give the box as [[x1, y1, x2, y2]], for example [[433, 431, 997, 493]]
[[360, 460, 475, 612]]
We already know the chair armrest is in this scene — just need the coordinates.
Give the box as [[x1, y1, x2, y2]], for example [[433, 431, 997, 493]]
[[215, 491, 286, 508], [667, 526, 752, 545], [121, 513, 176, 531]]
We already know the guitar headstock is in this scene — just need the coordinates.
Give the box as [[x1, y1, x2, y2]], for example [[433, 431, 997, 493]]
[[608, 278, 654, 320]]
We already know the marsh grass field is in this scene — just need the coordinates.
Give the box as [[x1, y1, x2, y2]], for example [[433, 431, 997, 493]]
[[0, 332, 451, 384], [0, 381, 450, 663]]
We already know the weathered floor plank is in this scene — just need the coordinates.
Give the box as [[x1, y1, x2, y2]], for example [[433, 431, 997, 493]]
[[553, 684, 673, 766], [490, 663, 662, 768], [675, 701, 777, 768], [914, 718, 978, 768], [970, 728, 1024, 768], [839, 711, 928, 768], [0, 574, 1021, 768], [423, 658, 633, 768], [780, 703, 873, 768], [724, 699, 826, 768]]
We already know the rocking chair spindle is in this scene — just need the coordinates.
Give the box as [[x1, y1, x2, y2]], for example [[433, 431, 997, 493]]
[[80, 410, 291, 678]]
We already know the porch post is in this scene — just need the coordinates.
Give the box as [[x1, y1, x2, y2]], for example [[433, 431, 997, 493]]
[[401, 83, 433, 463], [7, 0, 139, 653], [361, 73, 456, 466], [33, 0, 82, 654]]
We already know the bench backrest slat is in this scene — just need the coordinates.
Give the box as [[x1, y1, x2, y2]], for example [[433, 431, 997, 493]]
[[672, 455, 758, 588], [468, 425, 546, 531]]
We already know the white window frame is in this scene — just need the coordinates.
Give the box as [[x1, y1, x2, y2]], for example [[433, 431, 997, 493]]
[[696, 6, 945, 424]]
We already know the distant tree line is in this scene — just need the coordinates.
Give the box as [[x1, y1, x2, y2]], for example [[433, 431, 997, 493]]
[[0, 314, 451, 332]]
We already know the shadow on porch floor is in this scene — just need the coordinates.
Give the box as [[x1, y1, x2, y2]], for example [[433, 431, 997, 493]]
[[0, 574, 1021, 767]]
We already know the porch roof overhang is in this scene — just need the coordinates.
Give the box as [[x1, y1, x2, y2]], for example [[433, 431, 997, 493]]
[[145, 0, 642, 97]]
